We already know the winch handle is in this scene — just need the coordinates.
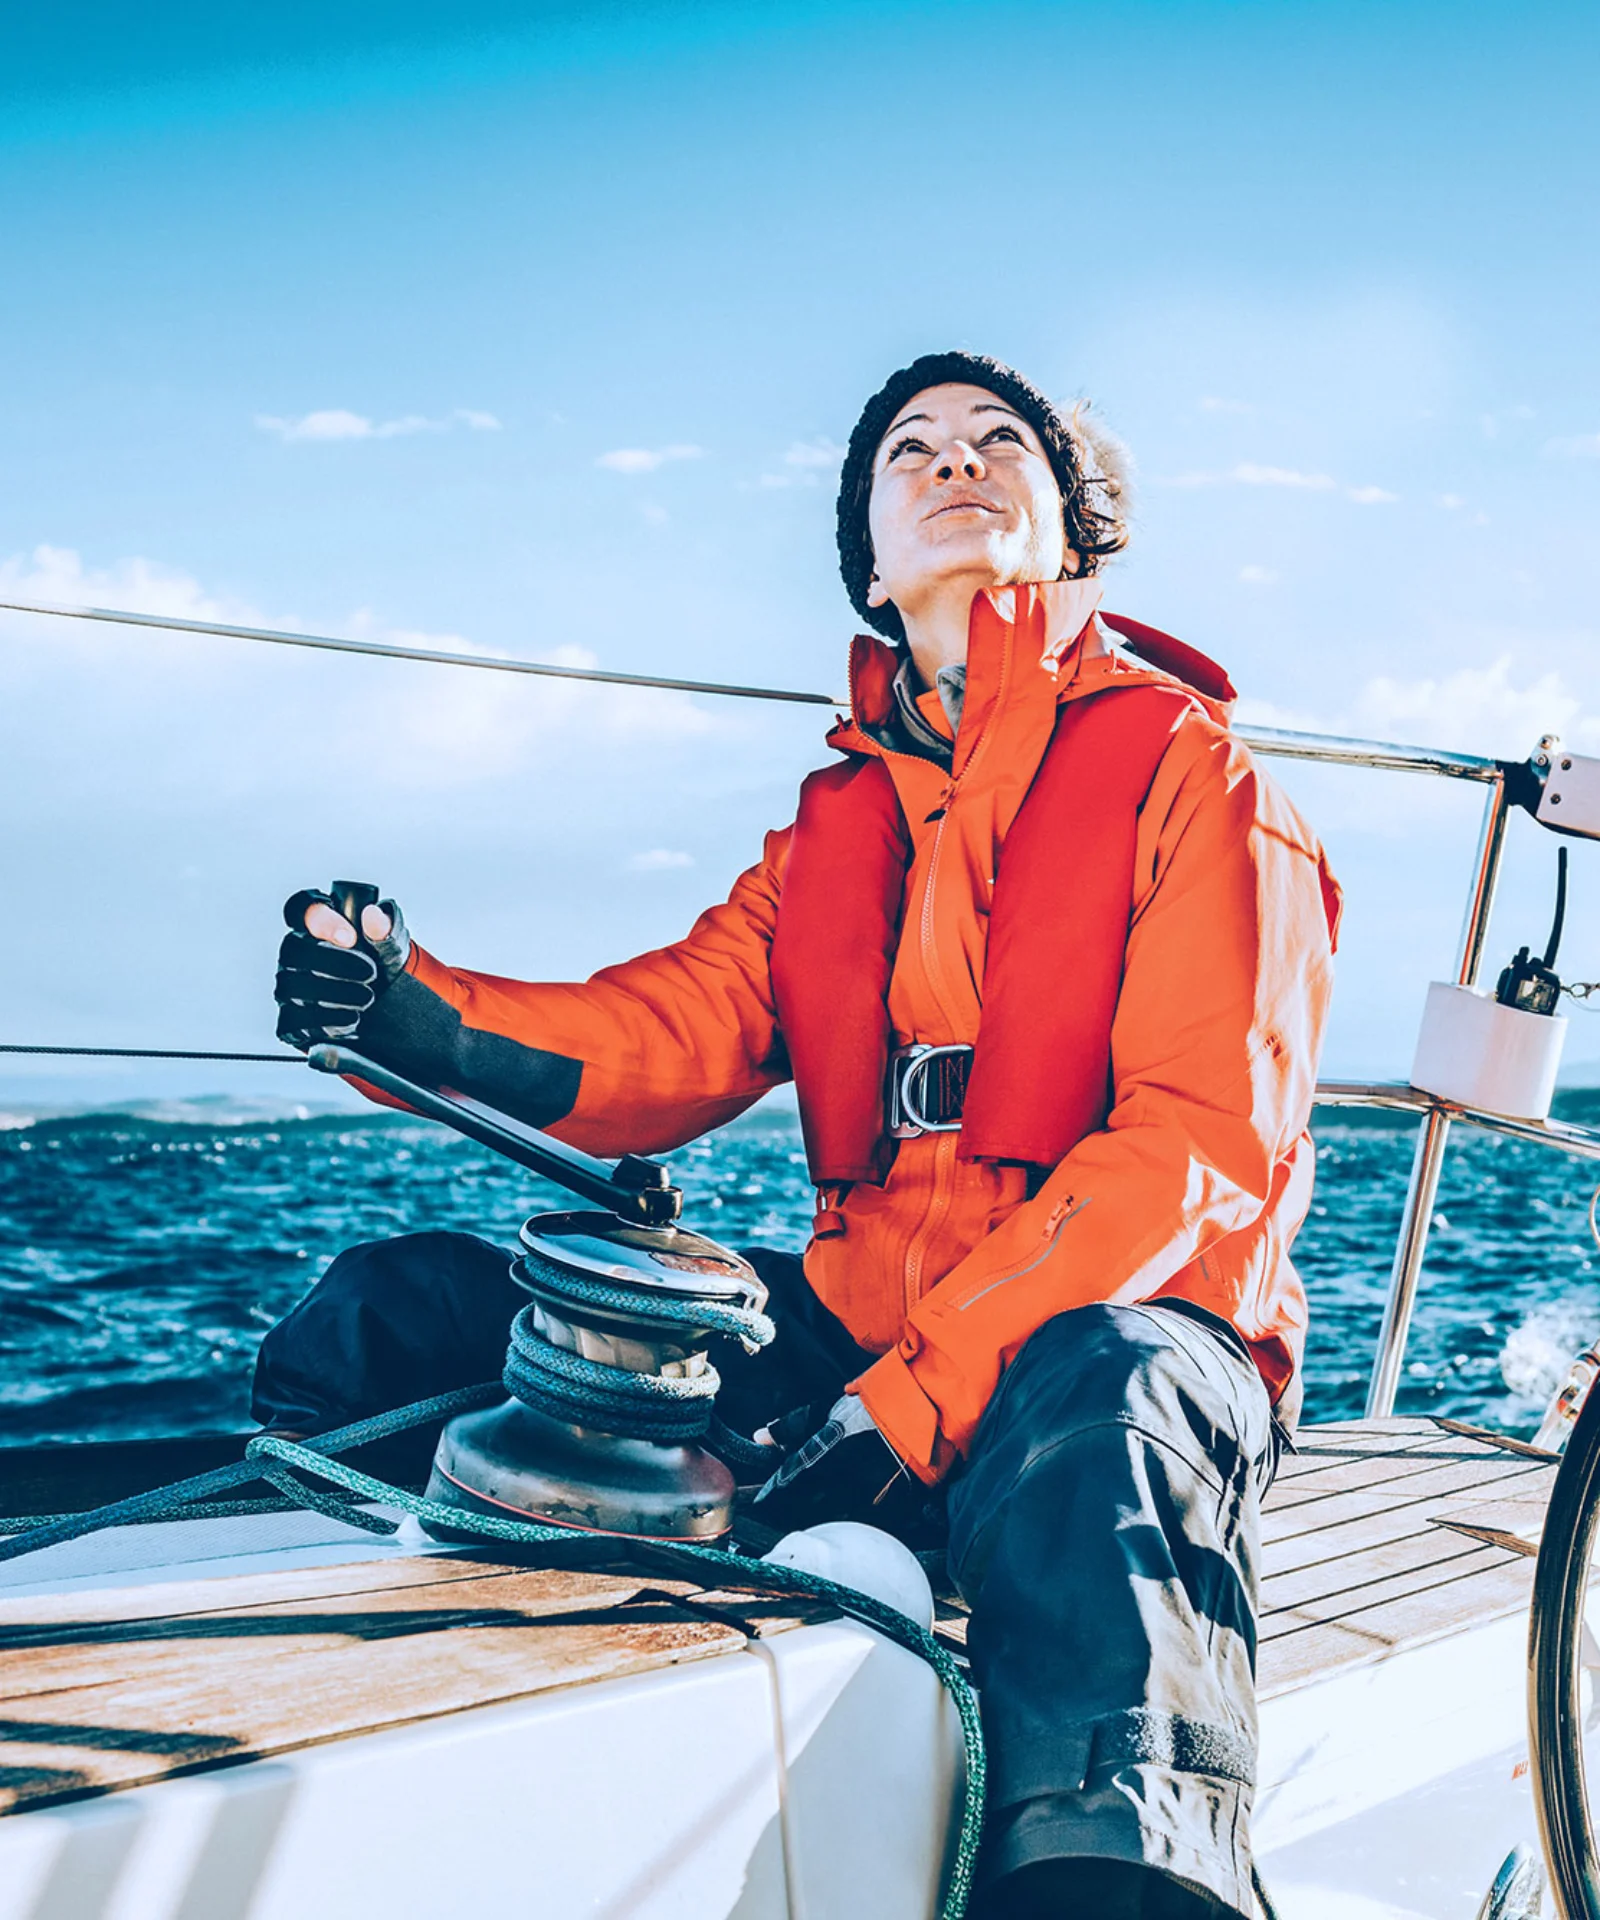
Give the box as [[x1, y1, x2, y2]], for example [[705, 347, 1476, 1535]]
[[307, 1044, 682, 1226]]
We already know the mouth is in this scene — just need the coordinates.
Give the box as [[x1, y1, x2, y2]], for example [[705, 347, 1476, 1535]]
[[926, 497, 1001, 521]]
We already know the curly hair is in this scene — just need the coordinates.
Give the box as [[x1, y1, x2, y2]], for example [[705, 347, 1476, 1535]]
[[835, 350, 1130, 643]]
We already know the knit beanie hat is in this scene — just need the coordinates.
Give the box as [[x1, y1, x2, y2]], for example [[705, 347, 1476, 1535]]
[[835, 350, 1127, 642]]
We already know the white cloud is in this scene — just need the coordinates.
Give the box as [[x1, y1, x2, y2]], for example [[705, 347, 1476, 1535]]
[[0, 545, 720, 802], [257, 408, 373, 442], [1164, 462, 1337, 490], [1482, 404, 1535, 440], [755, 437, 848, 490], [1233, 463, 1338, 490], [595, 444, 705, 474], [335, 628, 717, 782], [1162, 462, 1397, 502], [1198, 396, 1256, 416], [1438, 493, 1466, 510], [1238, 565, 1278, 585], [0, 545, 781, 1064], [626, 848, 695, 871], [0, 542, 260, 624], [1355, 658, 1598, 756], [1545, 432, 1600, 459], [640, 503, 670, 526], [785, 438, 845, 469], [1240, 657, 1600, 762], [255, 408, 501, 443]]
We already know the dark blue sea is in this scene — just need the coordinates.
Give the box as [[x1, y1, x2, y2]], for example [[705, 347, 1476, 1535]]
[[4, 1094, 1600, 1446]]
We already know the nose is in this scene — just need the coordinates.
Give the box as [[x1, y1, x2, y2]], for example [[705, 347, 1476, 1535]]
[[933, 439, 986, 483]]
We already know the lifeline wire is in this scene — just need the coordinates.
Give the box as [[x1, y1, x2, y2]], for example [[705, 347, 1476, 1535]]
[[0, 1386, 986, 1920], [0, 597, 844, 708], [0, 1043, 301, 1062]]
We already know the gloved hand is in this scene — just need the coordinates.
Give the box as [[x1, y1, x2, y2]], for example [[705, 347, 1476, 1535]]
[[753, 1392, 937, 1542], [274, 887, 412, 1051]]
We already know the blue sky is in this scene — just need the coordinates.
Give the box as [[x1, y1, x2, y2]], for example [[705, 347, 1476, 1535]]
[[3, 0, 1599, 1107]]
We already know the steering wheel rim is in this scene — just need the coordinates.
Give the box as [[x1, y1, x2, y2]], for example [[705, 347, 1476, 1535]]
[[1530, 1382, 1600, 1918]]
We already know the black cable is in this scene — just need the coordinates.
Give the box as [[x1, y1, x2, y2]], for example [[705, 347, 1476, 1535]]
[[0, 1044, 302, 1062], [1545, 845, 1570, 970]]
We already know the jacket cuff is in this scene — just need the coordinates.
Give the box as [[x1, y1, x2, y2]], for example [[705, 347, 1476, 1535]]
[[405, 941, 450, 992], [855, 1350, 950, 1485]]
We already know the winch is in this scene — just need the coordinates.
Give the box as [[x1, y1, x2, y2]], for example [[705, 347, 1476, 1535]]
[[307, 1043, 772, 1540]]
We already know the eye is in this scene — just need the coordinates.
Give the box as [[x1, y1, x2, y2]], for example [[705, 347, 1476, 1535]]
[[885, 435, 933, 464], [980, 424, 1025, 448]]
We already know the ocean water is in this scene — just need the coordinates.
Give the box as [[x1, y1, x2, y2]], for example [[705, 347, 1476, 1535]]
[[3, 1094, 1600, 1446]]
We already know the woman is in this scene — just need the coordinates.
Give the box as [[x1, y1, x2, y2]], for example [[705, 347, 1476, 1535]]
[[267, 350, 1339, 1919]]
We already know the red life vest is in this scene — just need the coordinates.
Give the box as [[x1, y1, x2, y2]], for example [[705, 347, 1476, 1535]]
[[770, 667, 1198, 1185]]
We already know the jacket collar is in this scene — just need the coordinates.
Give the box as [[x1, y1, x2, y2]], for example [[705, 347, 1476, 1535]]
[[833, 582, 1235, 760]]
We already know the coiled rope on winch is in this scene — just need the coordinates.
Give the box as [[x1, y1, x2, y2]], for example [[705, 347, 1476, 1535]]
[[0, 1383, 986, 1920], [503, 1258, 779, 1466], [503, 1317, 717, 1439]]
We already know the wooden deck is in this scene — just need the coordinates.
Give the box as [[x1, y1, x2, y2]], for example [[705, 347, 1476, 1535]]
[[1257, 1415, 1555, 1696], [0, 1415, 1562, 1817], [0, 1553, 830, 1815]]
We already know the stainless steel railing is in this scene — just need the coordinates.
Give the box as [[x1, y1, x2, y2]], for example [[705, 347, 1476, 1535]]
[[1306, 760, 1600, 1416], [1237, 726, 1502, 784]]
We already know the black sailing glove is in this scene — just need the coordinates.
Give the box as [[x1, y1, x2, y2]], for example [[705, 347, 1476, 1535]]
[[273, 887, 411, 1052], [273, 884, 582, 1130], [752, 1393, 941, 1546]]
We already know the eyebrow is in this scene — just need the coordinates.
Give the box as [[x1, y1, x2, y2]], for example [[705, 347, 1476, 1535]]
[[881, 401, 1030, 441]]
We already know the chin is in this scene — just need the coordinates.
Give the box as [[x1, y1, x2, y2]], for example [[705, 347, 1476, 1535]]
[[922, 527, 1017, 571]]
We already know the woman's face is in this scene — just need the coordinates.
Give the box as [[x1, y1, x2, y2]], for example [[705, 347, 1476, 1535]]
[[865, 382, 1072, 619]]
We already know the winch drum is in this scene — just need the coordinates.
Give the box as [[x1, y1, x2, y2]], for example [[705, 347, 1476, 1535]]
[[423, 1210, 768, 1541]]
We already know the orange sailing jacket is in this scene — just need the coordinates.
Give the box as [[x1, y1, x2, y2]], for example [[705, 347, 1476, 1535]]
[[388, 583, 1339, 1481]]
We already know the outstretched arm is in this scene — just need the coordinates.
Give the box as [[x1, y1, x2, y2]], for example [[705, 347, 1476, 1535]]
[[276, 829, 795, 1156]]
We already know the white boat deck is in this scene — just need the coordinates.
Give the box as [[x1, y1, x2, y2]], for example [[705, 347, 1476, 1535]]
[[0, 1415, 1565, 1918]]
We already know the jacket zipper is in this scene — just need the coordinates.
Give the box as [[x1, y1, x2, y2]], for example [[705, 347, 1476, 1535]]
[[902, 627, 1013, 1306], [916, 631, 1009, 1033], [903, 1130, 958, 1312]]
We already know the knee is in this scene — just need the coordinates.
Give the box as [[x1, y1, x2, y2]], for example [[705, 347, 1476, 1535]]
[[948, 1306, 1267, 1567], [993, 1304, 1266, 1460], [317, 1231, 513, 1304], [985, 1305, 1194, 1447]]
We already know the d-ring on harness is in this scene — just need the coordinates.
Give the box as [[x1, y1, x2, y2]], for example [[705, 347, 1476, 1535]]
[[888, 1042, 974, 1138]]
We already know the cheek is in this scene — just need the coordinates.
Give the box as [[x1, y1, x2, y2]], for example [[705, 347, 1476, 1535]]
[[1025, 482, 1068, 564], [867, 483, 910, 568]]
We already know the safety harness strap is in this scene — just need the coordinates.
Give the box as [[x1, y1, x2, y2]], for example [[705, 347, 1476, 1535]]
[[771, 682, 1191, 1184]]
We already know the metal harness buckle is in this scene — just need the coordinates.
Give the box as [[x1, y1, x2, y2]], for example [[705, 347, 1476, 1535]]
[[888, 1042, 974, 1138]]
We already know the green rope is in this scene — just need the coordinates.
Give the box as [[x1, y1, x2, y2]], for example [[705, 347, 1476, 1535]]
[[0, 1496, 315, 1533], [514, 1255, 777, 1352], [0, 1385, 499, 1566], [0, 1386, 985, 1919]]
